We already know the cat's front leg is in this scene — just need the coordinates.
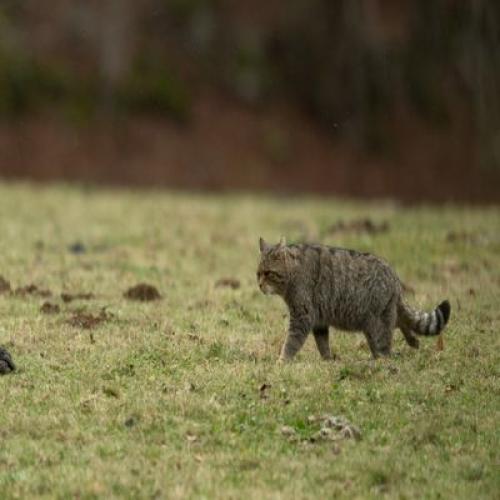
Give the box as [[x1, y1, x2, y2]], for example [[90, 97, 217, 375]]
[[279, 314, 311, 362], [313, 327, 333, 360]]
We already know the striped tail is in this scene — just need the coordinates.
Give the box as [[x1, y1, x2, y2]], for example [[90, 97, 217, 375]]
[[398, 300, 451, 336]]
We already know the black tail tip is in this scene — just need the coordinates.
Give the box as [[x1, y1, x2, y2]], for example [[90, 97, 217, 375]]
[[438, 300, 451, 324]]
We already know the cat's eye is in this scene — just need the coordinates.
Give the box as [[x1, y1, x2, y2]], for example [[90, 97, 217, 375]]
[[258, 270, 277, 279]]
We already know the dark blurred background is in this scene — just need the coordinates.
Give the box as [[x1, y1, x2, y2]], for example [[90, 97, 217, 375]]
[[0, 0, 499, 202]]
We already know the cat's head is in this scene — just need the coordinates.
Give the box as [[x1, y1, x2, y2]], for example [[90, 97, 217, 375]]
[[257, 237, 298, 296]]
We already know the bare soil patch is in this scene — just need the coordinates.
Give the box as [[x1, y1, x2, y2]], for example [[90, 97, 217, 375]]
[[40, 302, 60, 314], [61, 292, 94, 303], [0, 276, 11, 294], [66, 309, 111, 329], [14, 284, 52, 297], [215, 278, 241, 290], [124, 283, 161, 302], [326, 218, 390, 236]]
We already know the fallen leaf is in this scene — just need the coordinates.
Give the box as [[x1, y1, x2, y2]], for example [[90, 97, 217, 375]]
[[436, 335, 444, 351]]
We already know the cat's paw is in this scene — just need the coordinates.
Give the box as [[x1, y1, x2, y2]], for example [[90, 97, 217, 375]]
[[321, 353, 337, 361]]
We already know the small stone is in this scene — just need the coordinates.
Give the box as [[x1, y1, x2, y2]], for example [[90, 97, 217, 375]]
[[281, 425, 296, 437]]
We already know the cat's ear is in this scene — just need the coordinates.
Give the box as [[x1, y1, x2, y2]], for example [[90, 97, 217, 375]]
[[278, 236, 286, 248], [259, 237, 269, 253]]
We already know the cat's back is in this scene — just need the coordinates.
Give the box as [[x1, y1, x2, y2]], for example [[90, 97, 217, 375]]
[[296, 243, 399, 285], [296, 242, 385, 265]]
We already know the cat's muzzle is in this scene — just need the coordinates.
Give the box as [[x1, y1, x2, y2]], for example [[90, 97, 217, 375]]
[[259, 283, 274, 295]]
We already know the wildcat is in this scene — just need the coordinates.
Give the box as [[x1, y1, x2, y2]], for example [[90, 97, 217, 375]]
[[256, 237, 450, 361]]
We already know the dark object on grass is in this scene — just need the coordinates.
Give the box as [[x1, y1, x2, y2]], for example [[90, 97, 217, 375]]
[[40, 302, 61, 314], [67, 308, 111, 329], [124, 283, 161, 301], [0, 347, 16, 374], [61, 292, 94, 303], [326, 218, 389, 236], [0, 276, 11, 294], [215, 278, 241, 289], [68, 241, 87, 254], [124, 416, 137, 427], [14, 284, 52, 297]]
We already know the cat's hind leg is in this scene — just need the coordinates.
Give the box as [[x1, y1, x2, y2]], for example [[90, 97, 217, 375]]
[[400, 325, 419, 349], [364, 304, 397, 358], [364, 297, 399, 358], [396, 308, 420, 348], [313, 326, 333, 360], [364, 322, 393, 358]]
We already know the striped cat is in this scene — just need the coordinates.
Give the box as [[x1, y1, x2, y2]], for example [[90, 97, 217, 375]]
[[257, 237, 450, 361]]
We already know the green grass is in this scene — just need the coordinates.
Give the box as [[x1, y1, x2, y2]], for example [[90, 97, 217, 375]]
[[0, 183, 499, 499]]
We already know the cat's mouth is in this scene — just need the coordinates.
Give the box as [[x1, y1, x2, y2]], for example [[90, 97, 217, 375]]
[[259, 283, 275, 295]]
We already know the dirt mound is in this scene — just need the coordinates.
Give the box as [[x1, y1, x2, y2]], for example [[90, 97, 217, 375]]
[[124, 283, 161, 302], [14, 284, 52, 297], [215, 278, 241, 290], [61, 292, 94, 303], [0, 276, 11, 294], [326, 218, 389, 236], [40, 302, 60, 314], [68, 241, 87, 254], [67, 309, 111, 329]]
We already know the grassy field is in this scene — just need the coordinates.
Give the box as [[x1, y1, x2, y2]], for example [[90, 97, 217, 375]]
[[0, 183, 498, 499]]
